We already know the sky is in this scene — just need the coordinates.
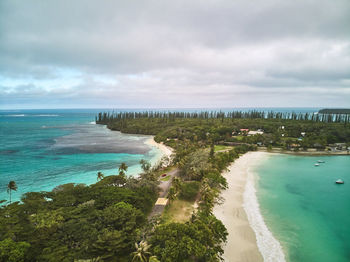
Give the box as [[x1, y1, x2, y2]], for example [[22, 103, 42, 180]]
[[0, 0, 350, 109]]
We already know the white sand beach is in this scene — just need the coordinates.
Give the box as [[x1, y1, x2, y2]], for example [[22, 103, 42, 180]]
[[145, 137, 173, 164], [214, 152, 285, 262]]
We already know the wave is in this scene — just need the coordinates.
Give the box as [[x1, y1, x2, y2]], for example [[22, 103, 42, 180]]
[[5, 114, 26, 117], [3, 114, 59, 117], [243, 169, 286, 262], [34, 114, 59, 117], [89, 121, 96, 124]]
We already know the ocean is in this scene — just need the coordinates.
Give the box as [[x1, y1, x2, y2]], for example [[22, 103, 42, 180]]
[[0, 109, 164, 203], [254, 154, 350, 262]]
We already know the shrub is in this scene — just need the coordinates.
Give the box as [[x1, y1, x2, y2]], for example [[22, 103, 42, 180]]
[[179, 181, 200, 201]]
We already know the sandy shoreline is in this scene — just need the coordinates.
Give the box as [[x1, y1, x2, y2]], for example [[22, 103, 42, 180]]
[[145, 137, 173, 165], [257, 147, 349, 156], [213, 152, 285, 262]]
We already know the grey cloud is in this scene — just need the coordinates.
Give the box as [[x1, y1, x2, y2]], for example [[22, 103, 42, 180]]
[[0, 0, 350, 108]]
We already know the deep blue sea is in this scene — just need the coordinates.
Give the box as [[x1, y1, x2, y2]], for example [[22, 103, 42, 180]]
[[0, 109, 165, 203]]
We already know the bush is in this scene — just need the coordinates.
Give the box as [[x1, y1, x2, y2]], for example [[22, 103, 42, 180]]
[[179, 181, 200, 201]]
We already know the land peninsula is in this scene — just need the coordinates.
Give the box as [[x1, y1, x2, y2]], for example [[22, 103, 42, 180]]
[[1, 110, 349, 261]]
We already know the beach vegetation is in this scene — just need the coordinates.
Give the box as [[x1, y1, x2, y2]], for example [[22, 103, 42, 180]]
[[119, 162, 128, 177], [97, 171, 105, 181], [140, 159, 152, 173], [132, 240, 152, 262], [0, 173, 159, 261], [178, 181, 200, 201], [0, 238, 30, 262], [7, 181, 17, 204], [149, 212, 227, 262]]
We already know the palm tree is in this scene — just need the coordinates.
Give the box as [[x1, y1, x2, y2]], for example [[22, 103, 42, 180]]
[[199, 178, 216, 213], [7, 181, 17, 204], [167, 187, 177, 203], [119, 162, 128, 177], [132, 241, 151, 262], [139, 159, 151, 173], [172, 177, 181, 193], [97, 172, 105, 181]]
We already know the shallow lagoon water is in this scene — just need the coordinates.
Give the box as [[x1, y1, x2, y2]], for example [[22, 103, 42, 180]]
[[0, 109, 163, 202], [255, 154, 350, 262]]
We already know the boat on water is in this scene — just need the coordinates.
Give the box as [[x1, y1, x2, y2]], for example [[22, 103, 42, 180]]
[[314, 163, 320, 166], [317, 160, 325, 163], [335, 179, 344, 184]]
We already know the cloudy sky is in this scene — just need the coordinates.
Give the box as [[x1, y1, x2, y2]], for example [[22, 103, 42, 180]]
[[1, 0, 349, 109]]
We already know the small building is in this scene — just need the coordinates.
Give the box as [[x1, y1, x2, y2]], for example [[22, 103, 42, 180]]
[[248, 130, 264, 136], [301, 132, 306, 136], [328, 143, 347, 151], [328, 144, 338, 152], [239, 129, 249, 135], [155, 198, 169, 206], [335, 143, 347, 150]]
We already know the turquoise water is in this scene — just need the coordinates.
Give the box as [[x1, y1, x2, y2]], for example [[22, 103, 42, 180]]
[[255, 154, 350, 262], [0, 109, 163, 203]]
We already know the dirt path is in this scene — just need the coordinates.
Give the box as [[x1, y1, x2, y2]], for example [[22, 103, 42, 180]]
[[148, 167, 179, 219]]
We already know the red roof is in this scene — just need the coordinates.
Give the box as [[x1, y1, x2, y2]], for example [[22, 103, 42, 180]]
[[240, 129, 249, 132]]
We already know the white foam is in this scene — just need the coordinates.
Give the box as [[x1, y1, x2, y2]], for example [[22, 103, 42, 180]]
[[89, 121, 96, 124], [4, 114, 59, 117], [34, 114, 59, 117], [243, 169, 286, 262], [6, 114, 26, 117]]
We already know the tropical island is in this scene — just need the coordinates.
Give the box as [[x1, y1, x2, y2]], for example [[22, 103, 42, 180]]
[[96, 110, 350, 153], [1, 110, 350, 261]]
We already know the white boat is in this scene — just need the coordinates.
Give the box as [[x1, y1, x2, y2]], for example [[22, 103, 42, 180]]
[[317, 160, 325, 163], [335, 179, 344, 184], [314, 163, 320, 166]]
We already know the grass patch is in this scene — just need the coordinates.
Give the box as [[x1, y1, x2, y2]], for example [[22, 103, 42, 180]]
[[162, 199, 195, 223], [160, 175, 171, 182], [214, 145, 233, 152], [234, 135, 244, 141]]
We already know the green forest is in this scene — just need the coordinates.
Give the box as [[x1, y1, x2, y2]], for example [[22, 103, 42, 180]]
[[96, 111, 350, 150], [1, 164, 159, 261]]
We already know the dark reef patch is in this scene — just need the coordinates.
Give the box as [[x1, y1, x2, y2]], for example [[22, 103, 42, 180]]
[[0, 149, 19, 155]]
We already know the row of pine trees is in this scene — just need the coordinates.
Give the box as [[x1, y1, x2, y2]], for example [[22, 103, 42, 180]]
[[96, 110, 350, 124]]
